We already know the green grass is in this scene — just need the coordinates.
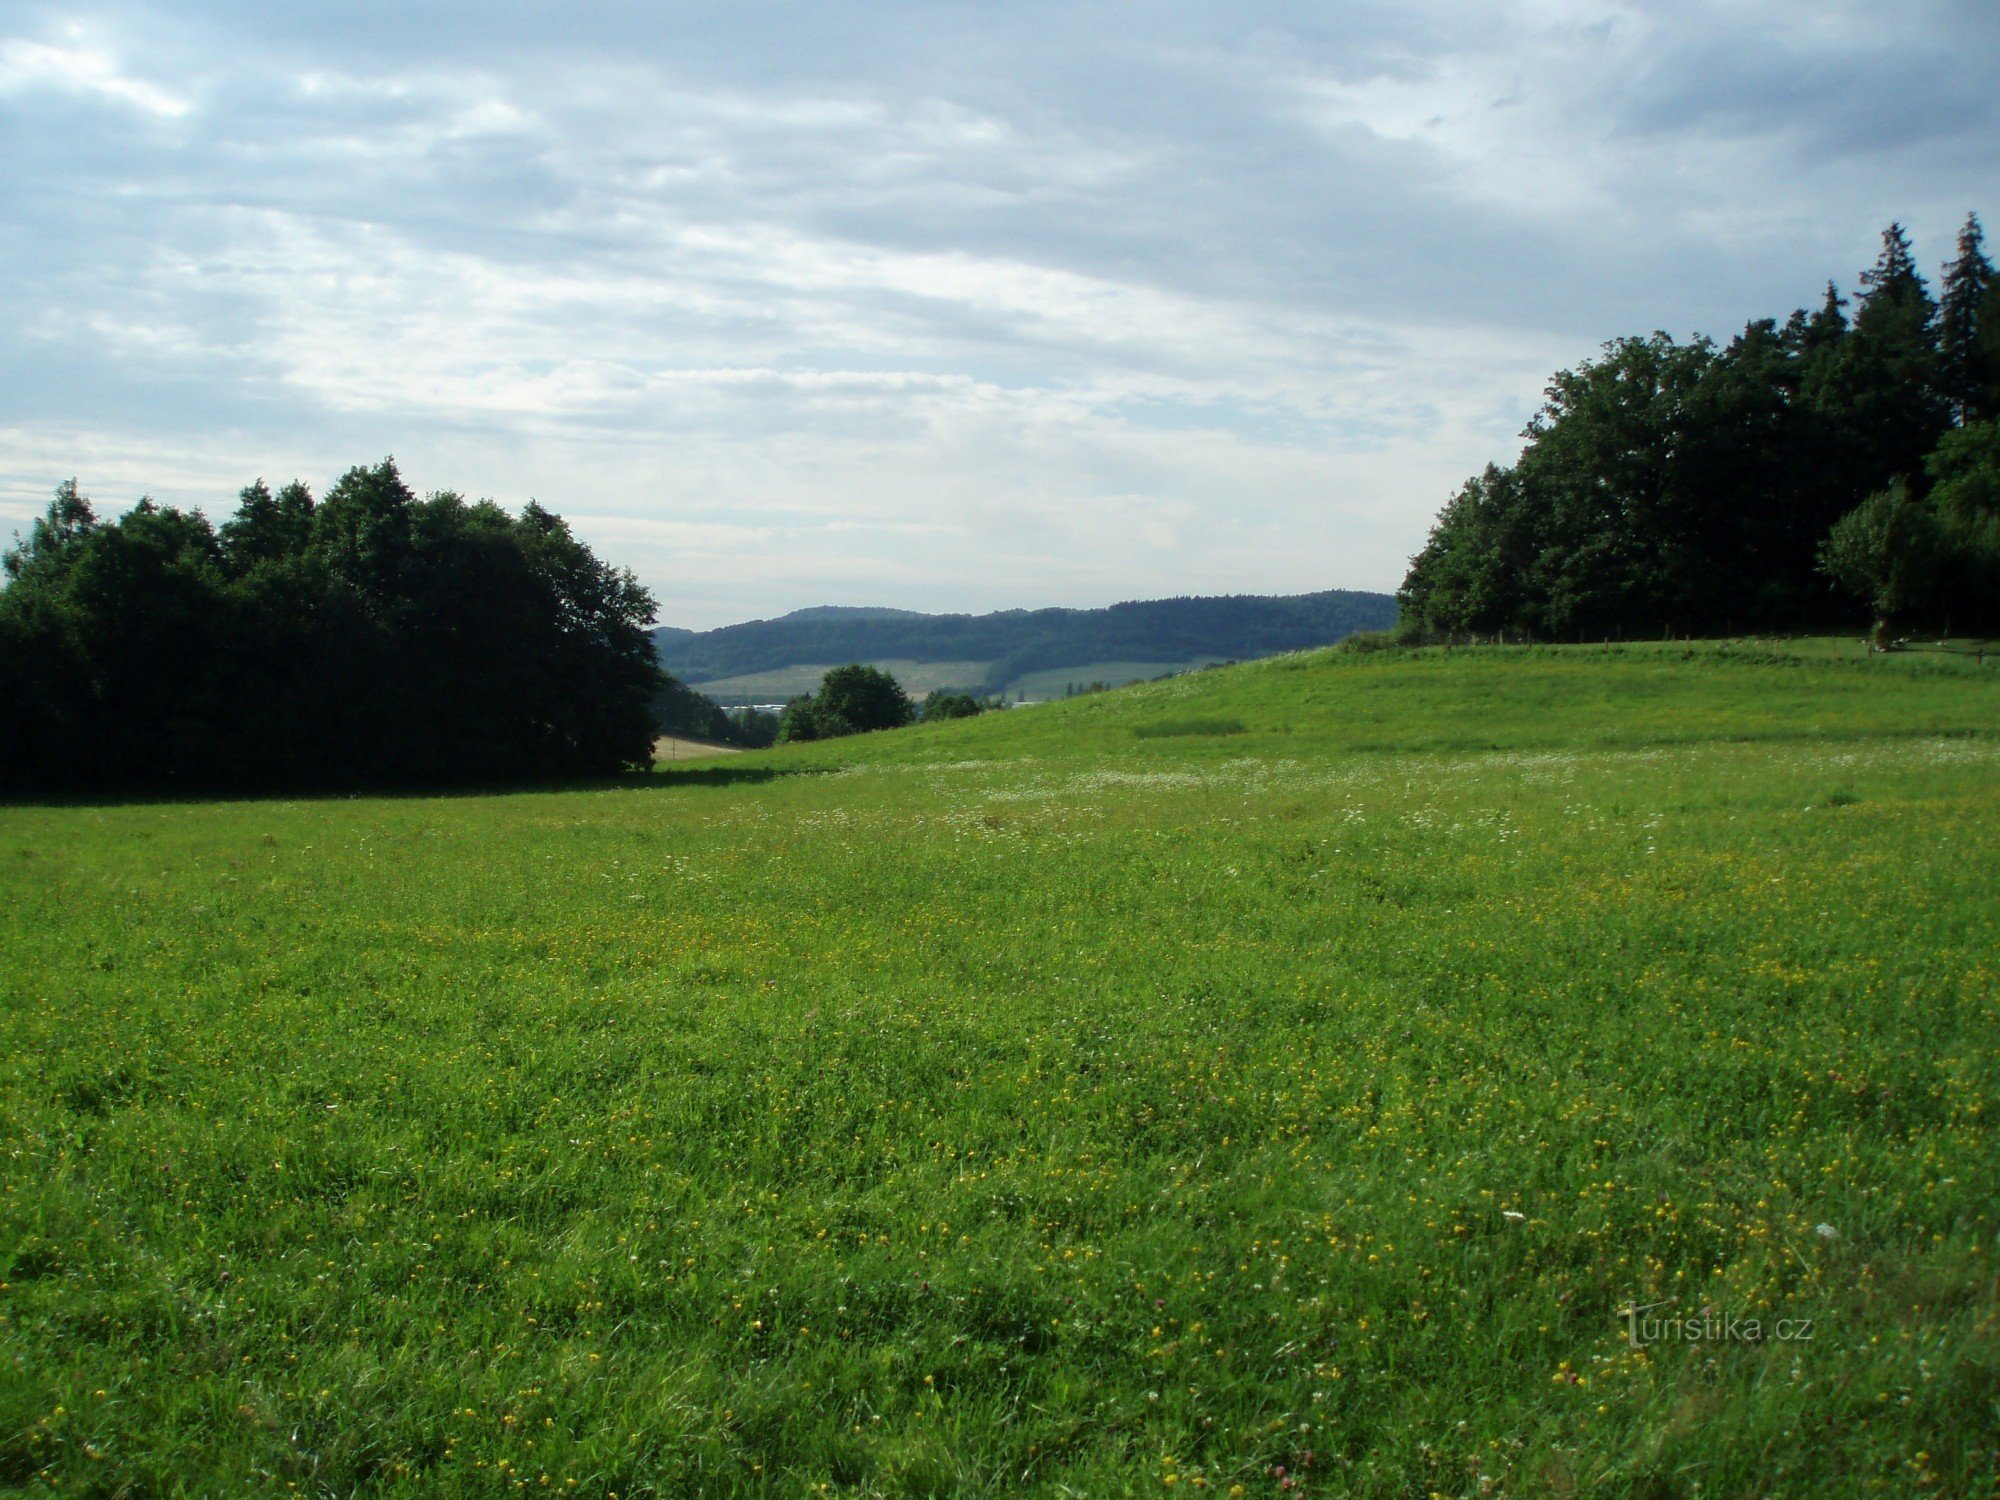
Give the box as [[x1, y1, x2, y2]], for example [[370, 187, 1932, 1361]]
[[1129, 718, 1247, 740], [1003, 660, 1229, 700], [3, 640, 1999, 1496]]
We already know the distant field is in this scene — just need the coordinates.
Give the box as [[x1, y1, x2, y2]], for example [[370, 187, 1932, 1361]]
[[650, 735, 740, 763], [694, 656, 1232, 705], [3, 640, 1998, 1494], [691, 659, 994, 704], [1005, 658, 1228, 699]]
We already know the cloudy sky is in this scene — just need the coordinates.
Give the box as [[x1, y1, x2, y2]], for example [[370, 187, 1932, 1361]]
[[2, 1, 1995, 626]]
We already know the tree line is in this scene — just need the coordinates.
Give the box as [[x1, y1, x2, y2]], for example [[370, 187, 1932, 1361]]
[[1398, 216, 2000, 643], [0, 459, 664, 792], [769, 665, 995, 743]]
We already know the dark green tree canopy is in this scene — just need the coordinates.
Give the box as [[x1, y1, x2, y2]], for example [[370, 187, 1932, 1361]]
[[817, 664, 914, 732], [920, 690, 991, 722], [1939, 214, 1998, 423], [0, 460, 664, 791], [220, 479, 317, 575], [3, 477, 97, 584], [1399, 217, 1993, 642], [777, 664, 913, 743], [1855, 224, 1930, 334], [1923, 419, 2000, 628], [1818, 478, 1941, 644]]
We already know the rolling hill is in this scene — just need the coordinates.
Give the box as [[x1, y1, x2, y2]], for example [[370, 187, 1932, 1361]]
[[654, 589, 1397, 702]]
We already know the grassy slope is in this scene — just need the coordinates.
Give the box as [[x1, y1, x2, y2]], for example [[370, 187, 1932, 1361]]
[[2, 642, 1998, 1496], [1001, 660, 1228, 701]]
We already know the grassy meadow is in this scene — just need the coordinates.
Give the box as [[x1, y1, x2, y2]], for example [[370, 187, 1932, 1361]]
[[3, 640, 1998, 1496]]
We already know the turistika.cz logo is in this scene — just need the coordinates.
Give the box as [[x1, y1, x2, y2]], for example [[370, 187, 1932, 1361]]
[[1619, 1301, 1816, 1348]]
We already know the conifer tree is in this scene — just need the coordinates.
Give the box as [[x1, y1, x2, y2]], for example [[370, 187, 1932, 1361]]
[[1836, 223, 1950, 491], [1938, 213, 1996, 423], [220, 478, 317, 575], [1783, 281, 1848, 358]]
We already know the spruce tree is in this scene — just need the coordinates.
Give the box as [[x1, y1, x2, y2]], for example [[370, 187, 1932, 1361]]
[[220, 478, 318, 575], [1783, 281, 1848, 358], [1938, 213, 1996, 423], [1837, 223, 1950, 491], [1852, 223, 1938, 387]]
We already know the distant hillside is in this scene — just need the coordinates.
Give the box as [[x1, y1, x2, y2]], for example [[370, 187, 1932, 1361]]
[[655, 590, 1397, 700], [778, 606, 929, 623]]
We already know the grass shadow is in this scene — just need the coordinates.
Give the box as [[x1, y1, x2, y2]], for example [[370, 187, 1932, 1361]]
[[0, 760, 829, 811], [648, 761, 835, 789]]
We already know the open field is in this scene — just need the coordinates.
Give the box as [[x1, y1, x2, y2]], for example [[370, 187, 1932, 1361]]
[[650, 738, 741, 764], [691, 662, 994, 706], [3, 641, 1999, 1495]]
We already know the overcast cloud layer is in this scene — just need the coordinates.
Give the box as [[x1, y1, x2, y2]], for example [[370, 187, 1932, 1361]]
[[2, 1, 1996, 625]]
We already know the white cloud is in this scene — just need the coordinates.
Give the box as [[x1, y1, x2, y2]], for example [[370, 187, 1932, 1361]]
[[0, 29, 187, 117]]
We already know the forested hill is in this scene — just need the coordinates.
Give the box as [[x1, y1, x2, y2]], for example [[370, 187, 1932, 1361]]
[[655, 590, 1396, 691]]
